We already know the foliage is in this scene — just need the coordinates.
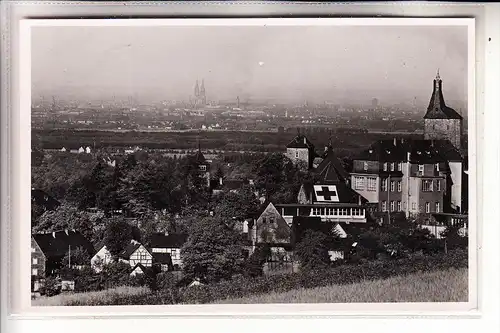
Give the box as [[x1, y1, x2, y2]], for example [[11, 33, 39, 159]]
[[242, 245, 271, 278], [213, 185, 260, 224], [39, 276, 61, 297], [103, 219, 133, 258], [294, 230, 331, 270], [181, 216, 245, 283], [62, 246, 91, 267]]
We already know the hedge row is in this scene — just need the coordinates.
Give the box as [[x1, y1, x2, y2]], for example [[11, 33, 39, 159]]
[[179, 249, 468, 304], [65, 249, 467, 306]]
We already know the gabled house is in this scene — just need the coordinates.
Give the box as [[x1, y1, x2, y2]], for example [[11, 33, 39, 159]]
[[118, 240, 153, 268], [150, 233, 188, 269], [32, 230, 94, 277], [90, 245, 113, 273]]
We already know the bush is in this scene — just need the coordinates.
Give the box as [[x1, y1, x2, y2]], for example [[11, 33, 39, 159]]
[[39, 276, 61, 297]]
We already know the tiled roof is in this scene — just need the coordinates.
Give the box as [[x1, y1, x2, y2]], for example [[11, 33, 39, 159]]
[[315, 146, 350, 183], [286, 134, 315, 149], [150, 233, 188, 249], [119, 241, 143, 259], [301, 182, 367, 205], [32, 230, 94, 259], [355, 139, 463, 163]]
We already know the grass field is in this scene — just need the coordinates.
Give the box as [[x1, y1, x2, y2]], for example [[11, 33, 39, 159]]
[[32, 286, 150, 307], [33, 268, 467, 306], [213, 268, 468, 304]]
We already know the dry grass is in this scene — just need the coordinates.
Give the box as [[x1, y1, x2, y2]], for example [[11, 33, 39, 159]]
[[32, 286, 149, 306], [214, 268, 468, 304]]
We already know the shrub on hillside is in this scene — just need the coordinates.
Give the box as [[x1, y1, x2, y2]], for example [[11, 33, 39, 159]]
[[39, 276, 61, 297], [179, 249, 468, 304]]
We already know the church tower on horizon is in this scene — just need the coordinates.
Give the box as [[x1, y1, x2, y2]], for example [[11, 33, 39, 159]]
[[423, 70, 463, 151], [193, 79, 207, 108]]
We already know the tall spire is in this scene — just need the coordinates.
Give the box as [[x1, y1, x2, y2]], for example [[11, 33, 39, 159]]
[[194, 80, 200, 97], [200, 79, 205, 95], [424, 71, 462, 120]]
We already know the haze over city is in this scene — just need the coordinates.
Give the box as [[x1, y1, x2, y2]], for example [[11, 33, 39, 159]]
[[32, 24, 468, 108]]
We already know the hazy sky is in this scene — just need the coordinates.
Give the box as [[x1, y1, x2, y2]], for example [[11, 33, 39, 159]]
[[32, 24, 468, 105]]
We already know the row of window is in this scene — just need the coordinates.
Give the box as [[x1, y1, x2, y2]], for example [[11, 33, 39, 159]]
[[381, 179, 402, 192], [360, 162, 441, 173], [354, 177, 442, 193], [381, 201, 440, 213], [422, 179, 442, 192], [310, 207, 365, 217], [152, 247, 181, 260]]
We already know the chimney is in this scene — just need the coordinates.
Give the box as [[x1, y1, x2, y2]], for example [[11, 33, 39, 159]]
[[393, 138, 397, 146], [219, 177, 223, 186], [407, 152, 411, 162], [52, 232, 56, 239], [303, 137, 307, 145]]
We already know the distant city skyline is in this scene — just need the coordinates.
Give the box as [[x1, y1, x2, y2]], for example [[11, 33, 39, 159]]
[[32, 23, 468, 108]]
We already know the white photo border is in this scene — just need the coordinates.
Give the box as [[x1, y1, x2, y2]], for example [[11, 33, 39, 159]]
[[1, 2, 498, 332]]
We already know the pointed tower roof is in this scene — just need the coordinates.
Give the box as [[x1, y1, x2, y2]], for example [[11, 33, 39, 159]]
[[424, 70, 463, 120], [315, 145, 349, 183], [194, 80, 200, 97], [200, 79, 205, 94]]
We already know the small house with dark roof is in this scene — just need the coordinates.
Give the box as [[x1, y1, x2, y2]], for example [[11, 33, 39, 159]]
[[31, 230, 94, 278], [117, 240, 153, 268], [291, 216, 350, 262], [352, 137, 465, 216], [286, 133, 317, 169], [150, 233, 188, 269], [31, 189, 60, 211], [187, 143, 211, 187], [423, 71, 463, 151], [151, 252, 173, 272]]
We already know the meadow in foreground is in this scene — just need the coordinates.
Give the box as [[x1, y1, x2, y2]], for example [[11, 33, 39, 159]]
[[213, 268, 468, 304]]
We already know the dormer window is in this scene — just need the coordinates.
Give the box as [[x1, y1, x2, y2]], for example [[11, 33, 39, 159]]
[[435, 163, 440, 172], [363, 162, 368, 171], [390, 163, 395, 171], [418, 164, 424, 174], [398, 162, 403, 171], [383, 162, 388, 171], [199, 165, 207, 171]]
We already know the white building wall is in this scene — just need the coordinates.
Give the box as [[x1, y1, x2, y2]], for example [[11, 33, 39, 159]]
[[90, 246, 113, 273], [449, 162, 463, 213]]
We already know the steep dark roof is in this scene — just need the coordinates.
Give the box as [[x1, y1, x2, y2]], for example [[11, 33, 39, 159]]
[[355, 139, 463, 163], [301, 182, 367, 205], [150, 233, 188, 249], [130, 263, 156, 278], [190, 149, 207, 164], [119, 241, 144, 259], [152, 252, 173, 266], [424, 74, 463, 120], [31, 189, 61, 210], [286, 134, 315, 150], [32, 230, 94, 259], [315, 146, 350, 183]]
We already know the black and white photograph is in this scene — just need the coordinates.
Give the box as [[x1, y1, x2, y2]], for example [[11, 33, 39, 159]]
[[25, 18, 475, 308]]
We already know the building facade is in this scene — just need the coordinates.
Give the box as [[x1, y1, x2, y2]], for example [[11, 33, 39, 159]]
[[351, 138, 464, 216], [285, 134, 317, 169], [423, 71, 464, 151]]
